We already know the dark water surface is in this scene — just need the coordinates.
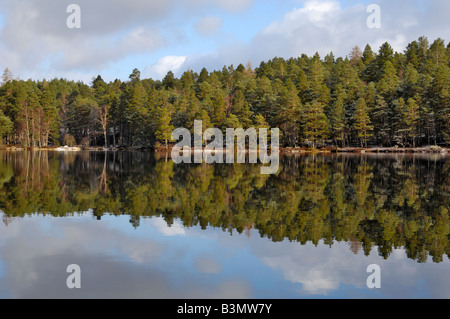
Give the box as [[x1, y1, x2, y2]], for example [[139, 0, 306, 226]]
[[0, 150, 448, 298]]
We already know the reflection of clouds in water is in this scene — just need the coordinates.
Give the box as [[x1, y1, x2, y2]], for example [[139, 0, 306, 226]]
[[300, 269, 339, 294], [195, 257, 222, 274], [0, 214, 251, 298], [181, 224, 450, 298], [147, 217, 186, 236], [0, 215, 165, 297], [255, 243, 350, 295], [249, 238, 450, 298], [0, 214, 448, 298]]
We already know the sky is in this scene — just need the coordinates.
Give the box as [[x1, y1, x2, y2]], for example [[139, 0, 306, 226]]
[[0, 0, 448, 84]]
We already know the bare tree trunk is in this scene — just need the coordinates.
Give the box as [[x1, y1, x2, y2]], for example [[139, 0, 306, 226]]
[[25, 112, 30, 147], [112, 120, 116, 147], [119, 122, 123, 146]]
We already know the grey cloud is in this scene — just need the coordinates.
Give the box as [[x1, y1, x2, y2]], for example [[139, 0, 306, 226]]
[[0, 0, 175, 38], [195, 16, 223, 36], [0, 0, 253, 80], [188, 0, 254, 13], [0, 0, 171, 75], [195, 257, 222, 274], [53, 28, 166, 71], [215, 0, 254, 12]]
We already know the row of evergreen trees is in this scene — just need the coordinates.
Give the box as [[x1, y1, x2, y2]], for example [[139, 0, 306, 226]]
[[0, 36, 449, 148]]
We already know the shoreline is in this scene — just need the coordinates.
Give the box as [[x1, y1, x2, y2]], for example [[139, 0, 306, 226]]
[[1, 145, 448, 154]]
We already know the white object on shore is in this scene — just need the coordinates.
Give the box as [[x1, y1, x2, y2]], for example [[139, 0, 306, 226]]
[[55, 146, 81, 151]]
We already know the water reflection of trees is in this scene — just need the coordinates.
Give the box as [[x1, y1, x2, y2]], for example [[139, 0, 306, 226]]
[[0, 151, 448, 263]]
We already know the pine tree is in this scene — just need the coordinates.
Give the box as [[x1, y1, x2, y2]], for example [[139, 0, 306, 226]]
[[303, 101, 329, 148], [392, 98, 406, 146], [0, 110, 13, 144], [377, 61, 400, 97], [126, 81, 147, 146], [254, 113, 269, 130], [362, 44, 375, 65], [253, 76, 275, 123], [401, 63, 421, 98], [296, 69, 310, 103], [362, 44, 376, 82], [376, 42, 394, 70], [1, 68, 14, 85], [427, 65, 450, 143], [404, 97, 420, 147], [405, 41, 419, 68], [40, 83, 59, 147], [129, 68, 141, 84], [308, 54, 325, 101], [371, 95, 389, 146], [276, 79, 302, 146], [428, 38, 447, 68], [327, 84, 347, 146], [349, 46, 363, 67], [353, 97, 373, 147], [210, 87, 227, 129], [416, 36, 429, 72], [231, 89, 253, 128], [155, 101, 174, 149], [162, 71, 176, 90], [198, 67, 209, 83]]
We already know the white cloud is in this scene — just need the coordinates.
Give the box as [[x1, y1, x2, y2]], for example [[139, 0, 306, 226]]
[[144, 55, 187, 80], [253, 0, 364, 58], [181, 0, 449, 77], [149, 216, 186, 236], [286, 0, 340, 25], [258, 243, 348, 295]]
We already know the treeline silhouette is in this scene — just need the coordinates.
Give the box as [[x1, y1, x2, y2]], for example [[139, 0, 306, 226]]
[[0, 36, 449, 149], [0, 151, 448, 263]]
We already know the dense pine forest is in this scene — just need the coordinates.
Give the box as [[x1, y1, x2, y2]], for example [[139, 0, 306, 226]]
[[0, 36, 449, 149]]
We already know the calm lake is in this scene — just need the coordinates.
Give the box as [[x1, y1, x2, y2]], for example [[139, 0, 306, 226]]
[[0, 150, 448, 299]]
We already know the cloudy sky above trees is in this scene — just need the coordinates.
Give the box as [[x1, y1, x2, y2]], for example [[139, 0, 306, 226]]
[[0, 0, 448, 83]]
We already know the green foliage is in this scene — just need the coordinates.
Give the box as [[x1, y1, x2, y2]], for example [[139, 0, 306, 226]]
[[0, 111, 13, 142], [303, 101, 329, 148], [155, 101, 174, 148], [353, 97, 373, 147]]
